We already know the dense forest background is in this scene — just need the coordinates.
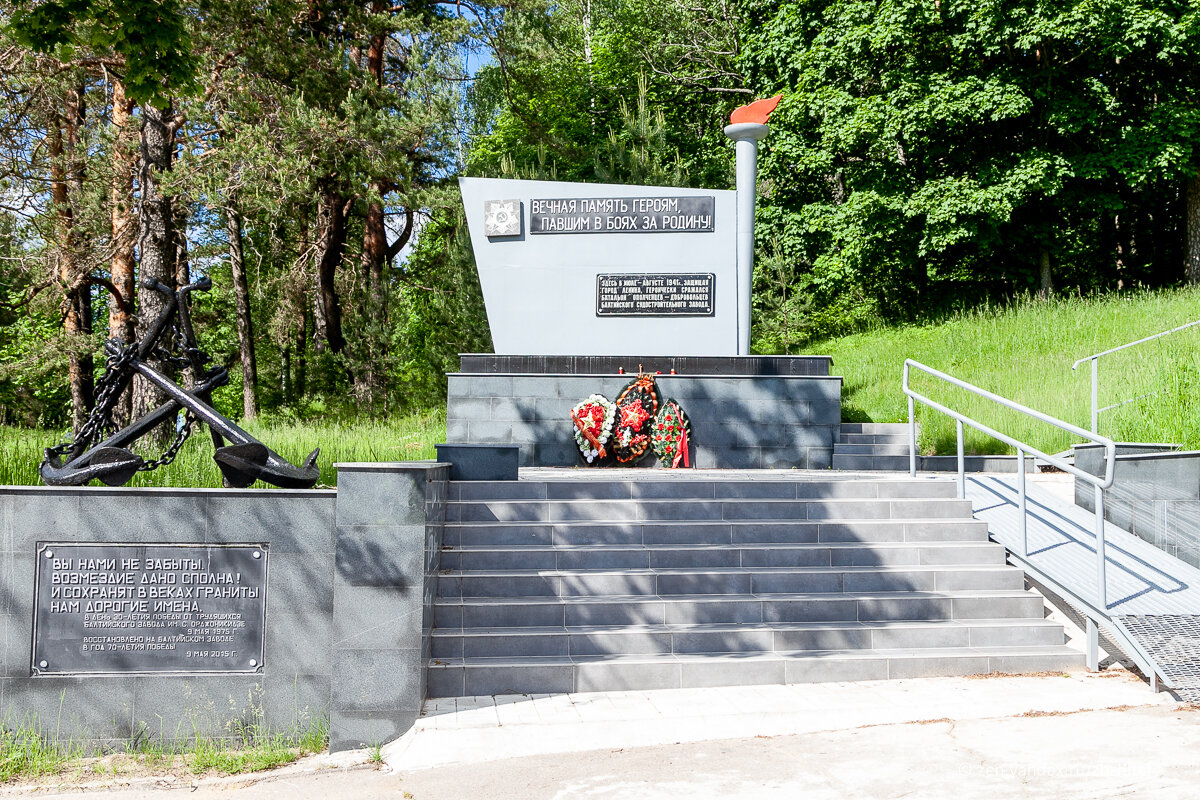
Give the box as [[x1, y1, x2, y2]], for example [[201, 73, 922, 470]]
[[2, 0, 1200, 432]]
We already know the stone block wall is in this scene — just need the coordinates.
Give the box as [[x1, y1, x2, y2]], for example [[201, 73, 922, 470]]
[[446, 373, 843, 469], [0, 462, 447, 753], [1074, 444, 1200, 568]]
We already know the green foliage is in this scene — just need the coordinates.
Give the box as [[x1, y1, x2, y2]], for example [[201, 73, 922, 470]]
[[6, 0, 198, 104], [0, 705, 328, 782], [186, 708, 328, 776], [743, 0, 1200, 325], [0, 213, 71, 428], [388, 207, 493, 410], [465, 0, 736, 188]]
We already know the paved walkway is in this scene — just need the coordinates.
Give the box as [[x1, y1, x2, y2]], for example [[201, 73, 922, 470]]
[[383, 672, 1161, 771], [13, 671, 1196, 800]]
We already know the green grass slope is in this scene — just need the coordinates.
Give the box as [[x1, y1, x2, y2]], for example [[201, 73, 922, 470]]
[[816, 288, 1200, 456]]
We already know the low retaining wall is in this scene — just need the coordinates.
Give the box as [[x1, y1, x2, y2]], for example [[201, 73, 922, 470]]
[[1074, 443, 1200, 568], [0, 462, 447, 752], [446, 373, 842, 469]]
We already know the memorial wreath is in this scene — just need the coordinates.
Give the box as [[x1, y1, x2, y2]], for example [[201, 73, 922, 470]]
[[612, 373, 661, 464], [570, 394, 617, 463], [651, 399, 691, 468], [569, 372, 692, 468]]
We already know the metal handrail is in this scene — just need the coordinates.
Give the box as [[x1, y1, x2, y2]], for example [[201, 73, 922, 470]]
[[903, 359, 1117, 670], [1072, 319, 1200, 434]]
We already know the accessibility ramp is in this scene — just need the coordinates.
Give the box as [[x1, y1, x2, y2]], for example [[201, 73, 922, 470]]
[[967, 474, 1200, 701]]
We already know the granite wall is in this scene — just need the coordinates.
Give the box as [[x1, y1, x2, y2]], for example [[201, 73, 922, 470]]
[[1074, 443, 1200, 569], [0, 461, 447, 753], [446, 373, 843, 469]]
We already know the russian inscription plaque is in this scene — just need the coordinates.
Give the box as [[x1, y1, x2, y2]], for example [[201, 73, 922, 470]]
[[31, 543, 268, 676], [530, 196, 715, 234], [596, 273, 715, 316]]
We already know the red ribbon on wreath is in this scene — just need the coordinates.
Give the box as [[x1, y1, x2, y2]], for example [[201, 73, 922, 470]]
[[673, 425, 690, 468]]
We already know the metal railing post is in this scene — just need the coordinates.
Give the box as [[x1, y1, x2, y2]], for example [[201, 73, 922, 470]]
[[908, 395, 917, 477], [1086, 618, 1099, 671], [902, 359, 1120, 676], [1074, 318, 1200, 432], [956, 419, 965, 500], [1095, 483, 1107, 610], [1017, 447, 1028, 557], [1090, 358, 1099, 435]]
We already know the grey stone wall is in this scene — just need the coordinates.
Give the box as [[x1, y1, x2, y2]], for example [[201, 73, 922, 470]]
[[446, 373, 842, 469], [0, 461, 447, 753], [1074, 444, 1200, 568]]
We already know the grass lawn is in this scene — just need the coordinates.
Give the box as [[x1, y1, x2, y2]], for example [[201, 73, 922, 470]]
[[813, 288, 1200, 455]]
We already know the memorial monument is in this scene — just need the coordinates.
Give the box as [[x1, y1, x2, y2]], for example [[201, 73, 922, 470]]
[[448, 95, 842, 469]]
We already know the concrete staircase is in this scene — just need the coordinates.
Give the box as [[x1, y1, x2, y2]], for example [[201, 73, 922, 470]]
[[833, 423, 914, 471], [428, 475, 1083, 697], [833, 423, 1034, 472]]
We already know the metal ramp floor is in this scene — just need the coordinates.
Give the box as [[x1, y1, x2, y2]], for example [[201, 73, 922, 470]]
[[967, 474, 1200, 701]]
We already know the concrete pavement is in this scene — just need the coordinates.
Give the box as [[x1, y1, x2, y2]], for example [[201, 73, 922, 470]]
[[9, 669, 1199, 800]]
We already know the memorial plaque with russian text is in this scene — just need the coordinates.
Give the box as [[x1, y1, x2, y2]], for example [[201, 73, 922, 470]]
[[530, 196, 715, 234], [596, 273, 715, 316], [31, 543, 268, 676]]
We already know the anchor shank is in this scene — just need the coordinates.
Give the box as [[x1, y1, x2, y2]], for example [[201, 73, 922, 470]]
[[131, 361, 256, 446]]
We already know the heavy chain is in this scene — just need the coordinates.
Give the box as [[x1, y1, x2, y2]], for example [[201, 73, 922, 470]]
[[150, 322, 195, 369], [46, 341, 139, 458], [49, 285, 216, 470], [138, 410, 197, 471]]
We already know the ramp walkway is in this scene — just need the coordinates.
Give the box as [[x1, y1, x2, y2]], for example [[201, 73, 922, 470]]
[[967, 474, 1200, 700]]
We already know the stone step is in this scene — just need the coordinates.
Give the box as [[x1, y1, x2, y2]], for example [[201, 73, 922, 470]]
[[436, 565, 1026, 598], [837, 433, 912, 446], [430, 619, 1069, 660], [427, 645, 1085, 697], [839, 423, 913, 435], [833, 444, 915, 456], [443, 519, 991, 548], [433, 589, 1047, 628], [447, 498, 975, 524], [439, 541, 1008, 571], [449, 478, 956, 502], [832, 454, 1035, 472]]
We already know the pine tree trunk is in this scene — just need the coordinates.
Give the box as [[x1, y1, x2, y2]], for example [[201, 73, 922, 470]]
[[315, 187, 348, 354], [109, 79, 137, 426], [174, 194, 190, 288], [51, 86, 94, 432], [295, 307, 308, 398], [1187, 175, 1200, 285], [1038, 247, 1053, 298], [226, 197, 258, 419], [132, 101, 176, 434]]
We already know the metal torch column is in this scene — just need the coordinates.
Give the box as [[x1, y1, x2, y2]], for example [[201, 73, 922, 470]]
[[724, 122, 770, 355]]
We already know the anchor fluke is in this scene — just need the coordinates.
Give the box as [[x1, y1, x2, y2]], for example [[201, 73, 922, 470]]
[[39, 446, 144, 487], [213, 444, 321, 489]]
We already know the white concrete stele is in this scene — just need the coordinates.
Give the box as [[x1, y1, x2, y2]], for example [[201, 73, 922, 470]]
[[460, 177, 738, 356]]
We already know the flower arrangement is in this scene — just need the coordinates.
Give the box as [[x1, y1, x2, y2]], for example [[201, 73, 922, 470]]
[[651, 399, 691, 468], [570, 394, 616, 463], [612, 373, 660, 463], [569, 371, 693, 468]]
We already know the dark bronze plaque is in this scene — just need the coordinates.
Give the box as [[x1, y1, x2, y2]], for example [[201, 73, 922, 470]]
[[31, 543, 268, 676], [596, 273, 715, 317], [530, 196, 715, 234]]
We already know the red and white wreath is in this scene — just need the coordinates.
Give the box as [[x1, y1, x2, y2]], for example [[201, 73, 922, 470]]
[[569, 394, 616, 463]]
